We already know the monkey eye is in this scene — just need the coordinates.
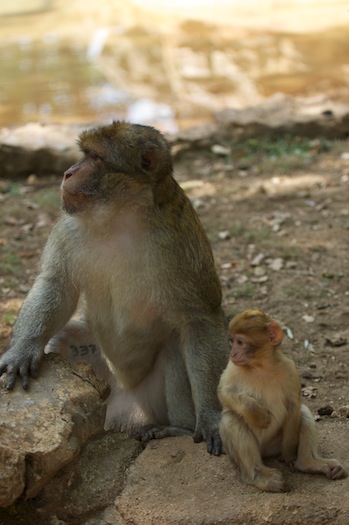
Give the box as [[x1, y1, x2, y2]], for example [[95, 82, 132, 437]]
[[90, 152, 102, 162]]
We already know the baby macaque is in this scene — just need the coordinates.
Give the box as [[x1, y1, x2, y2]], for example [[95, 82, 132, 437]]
[[218, 309, 346, 492]]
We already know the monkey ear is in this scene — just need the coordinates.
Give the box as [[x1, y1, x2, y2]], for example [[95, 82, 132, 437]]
[[266, 321, 283, 346], [141, 143, 158, 171]]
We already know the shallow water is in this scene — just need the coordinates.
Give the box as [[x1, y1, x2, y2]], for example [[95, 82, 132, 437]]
[[1, 2, 349, 132]]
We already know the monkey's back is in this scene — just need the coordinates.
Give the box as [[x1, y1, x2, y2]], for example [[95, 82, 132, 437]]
[[150, 181, 222, 311]]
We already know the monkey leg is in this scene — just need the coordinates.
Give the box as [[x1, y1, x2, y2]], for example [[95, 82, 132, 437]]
[[45, 318, 112, 379], [114, 335, 194, 444], [294, 405, 347, 480], [132, 338, 197, 443], [220, 412, 284, 492], [178, 317, 228, 455]]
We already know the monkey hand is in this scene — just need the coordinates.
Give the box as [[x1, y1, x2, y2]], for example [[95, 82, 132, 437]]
[[193, 411, 223, 456], [286, 460, 297, 473], [207, 432, 223, 456], [282, 449, 298, 469], [0, 343, 42, 390], [246, 405, 272, 429]]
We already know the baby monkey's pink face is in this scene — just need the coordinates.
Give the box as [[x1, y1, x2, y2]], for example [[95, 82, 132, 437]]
[[228, 333, 256, 367], [227, 311, 284, 368]]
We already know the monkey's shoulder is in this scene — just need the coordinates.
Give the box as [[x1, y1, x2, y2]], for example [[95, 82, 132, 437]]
[[221, 357, 300, 392], [265, 354, 300, 384], [275, 353, 300, 381]]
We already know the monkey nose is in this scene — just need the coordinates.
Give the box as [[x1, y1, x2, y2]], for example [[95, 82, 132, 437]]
[[61, 170, 71, 190], [64, 167, 74, 179]]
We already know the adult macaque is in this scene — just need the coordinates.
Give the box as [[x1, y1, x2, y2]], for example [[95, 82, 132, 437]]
[[0, 121, 229, 455], [218, 309, 346, 491]]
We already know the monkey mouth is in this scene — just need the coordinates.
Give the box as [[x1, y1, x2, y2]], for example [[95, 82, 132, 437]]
[[62, 188, 93, 214], [231, 357, 249, 366]]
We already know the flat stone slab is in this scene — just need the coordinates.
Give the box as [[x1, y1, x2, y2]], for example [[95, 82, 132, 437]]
[[117, 421, 349, 525]]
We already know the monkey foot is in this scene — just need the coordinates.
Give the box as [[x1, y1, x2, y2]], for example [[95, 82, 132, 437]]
[[325, 463, 347, 480], [133, 425, 192, 443], [295, 459, 347, 480], [251, 467, 285, 493]]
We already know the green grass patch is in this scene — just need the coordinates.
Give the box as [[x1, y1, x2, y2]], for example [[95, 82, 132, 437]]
[[7, 182, 22, 197], [32, 190, 61, 209], [281, 284, 329, 300], [229, 282, 255, 299], [221, 135, 333, 173], [3, 311, 17, 325], [0, 250, 22, 275], [230, 223, 271, 244]]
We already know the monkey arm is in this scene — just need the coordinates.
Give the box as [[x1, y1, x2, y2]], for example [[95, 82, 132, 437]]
[[219, 384, 272, 430], [242, 397, 272, 430], [0, 230, 80, 390], [182, 316, 229, 455]]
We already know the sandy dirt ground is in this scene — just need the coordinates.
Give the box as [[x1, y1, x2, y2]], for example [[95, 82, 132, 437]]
[[1, 136, 349, 415]]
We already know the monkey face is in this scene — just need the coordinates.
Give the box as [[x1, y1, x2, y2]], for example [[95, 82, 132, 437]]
[[61, 155, 102, 214], [228, 333, 257, 366], [228, 310, 284, 367], [61, 121, 173, 215]]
